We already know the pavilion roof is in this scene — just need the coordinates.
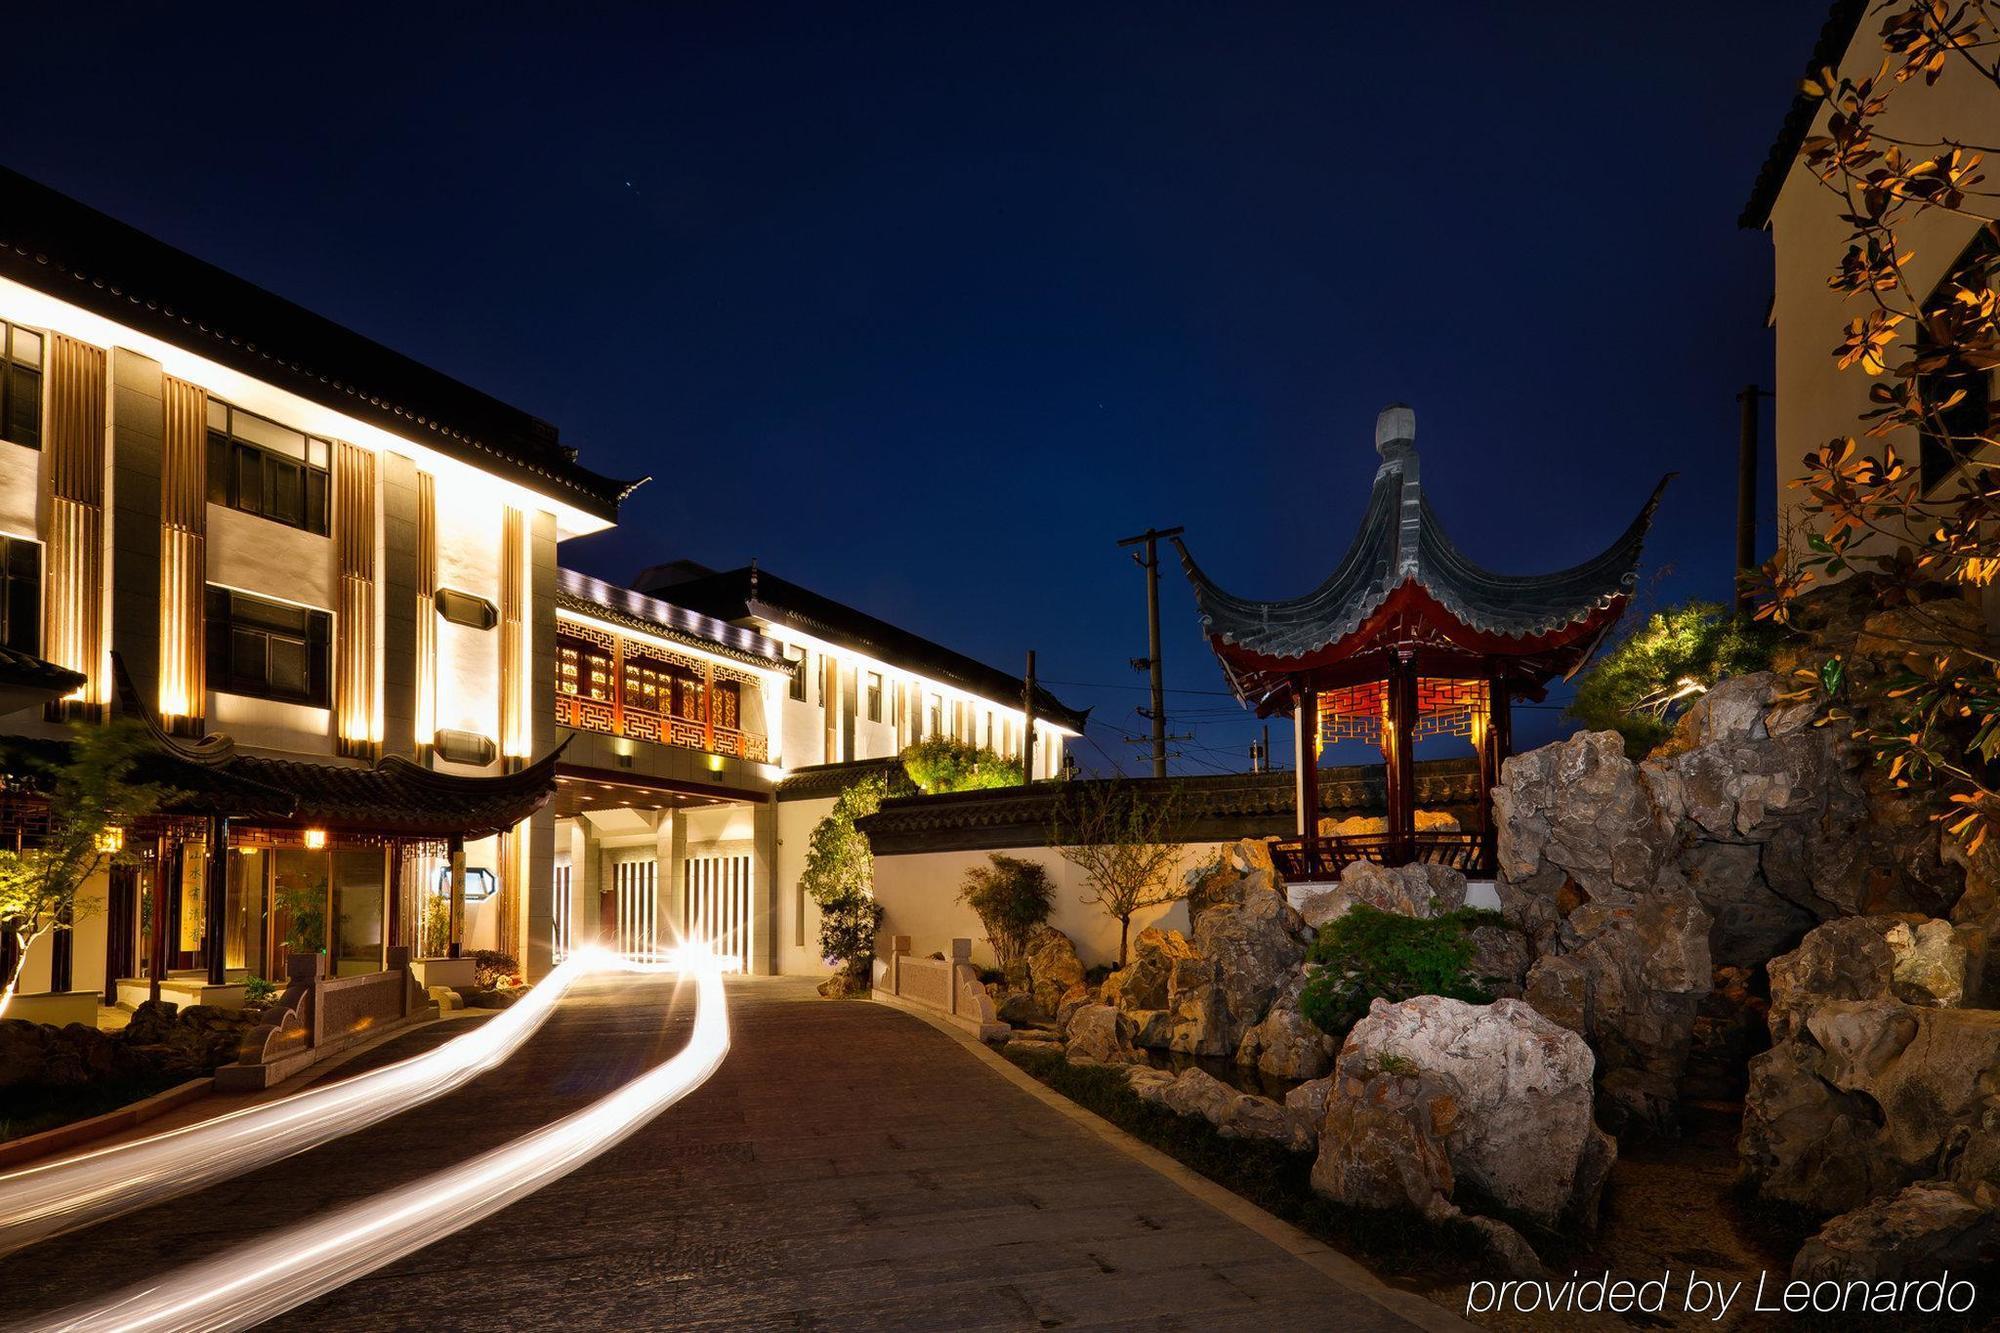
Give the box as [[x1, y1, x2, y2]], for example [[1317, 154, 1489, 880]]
[[1173, 406, 1667, 708]]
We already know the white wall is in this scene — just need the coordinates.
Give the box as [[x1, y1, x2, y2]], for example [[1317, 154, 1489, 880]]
[[776, 795, 835, 976], [869, 843, 1230, 971]]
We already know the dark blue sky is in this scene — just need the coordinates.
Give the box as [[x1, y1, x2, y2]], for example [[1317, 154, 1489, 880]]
[[10, 3, 1820, 775]]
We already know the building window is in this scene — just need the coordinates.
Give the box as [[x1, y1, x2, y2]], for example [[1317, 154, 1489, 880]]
[[714, 680, 740, 730], [788, 648, 808, 701], [0, 535, 39, 654], [863, 671, 883, 723], [0, 322, 42, 451], [556, 635, 612, 701], [206, 401, 331, 535], [205, 586, 331, 706], [1919, 235, 1999, 493]]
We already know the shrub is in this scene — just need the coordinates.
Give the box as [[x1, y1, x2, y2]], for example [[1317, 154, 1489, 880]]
[[901, 736, 1022, 794], [801, 774, 891, 988], [471, 950, 519, 989], [1568, 601, 1778, 757], [1298, 906, 1500, 1045], [239, 976, 277, 1004], [957, 853, 1054, 970]]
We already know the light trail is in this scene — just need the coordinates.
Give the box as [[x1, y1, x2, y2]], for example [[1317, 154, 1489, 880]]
[[0, 945, 614, 1257], [18, 946, 731, 1333]]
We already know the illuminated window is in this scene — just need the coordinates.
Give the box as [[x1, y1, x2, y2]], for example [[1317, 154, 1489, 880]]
[[713, 680, 740, 730], [205, 586, 331, 706], [206, 401, 331, 535], [0, 535, 39, 654], [788, 648, 807, 701], [556, 635, 612, 701], [0, 321, 42, 450], [863, 671, 883, 723]]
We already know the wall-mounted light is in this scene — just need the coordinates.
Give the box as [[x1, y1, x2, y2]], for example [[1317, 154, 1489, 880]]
[[95, 827, 124, 854], [303, 828, 328, 851]]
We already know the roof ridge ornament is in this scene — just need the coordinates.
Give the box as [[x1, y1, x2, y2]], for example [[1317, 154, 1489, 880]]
[[1375, 402, 1416, 460]]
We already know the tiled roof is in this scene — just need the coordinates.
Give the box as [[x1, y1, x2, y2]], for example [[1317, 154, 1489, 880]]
[[774, 757, 911, 802], [1173, 411, 1665, 676], [854, 759, 1480, 855], [1738, 0, 1868, 229], [556, 568, 793, 672], [637, 564, 1091, 734], [0, 645, 86, 699], [0, 168, 641, 522], [225, 748, 561, 838]]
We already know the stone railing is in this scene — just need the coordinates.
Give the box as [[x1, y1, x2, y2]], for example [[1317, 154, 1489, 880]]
[[219, 946, 431, 1091], [876, 936, 1007, 1041]]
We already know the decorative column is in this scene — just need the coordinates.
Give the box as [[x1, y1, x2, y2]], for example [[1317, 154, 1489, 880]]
[[148, 837, 172, 1005], [158, 377, 207, 730], [413, 471, 438, 758], [334, 442, 379, 758], [498, 506, 529, 770], [1291, 677, 1320, 870], [446, 833, 466, 959], [42, 334, 107, 715], [386, 842, 404, 950], [1385, 651, 1418, 866], [204, 816, 229, 985]]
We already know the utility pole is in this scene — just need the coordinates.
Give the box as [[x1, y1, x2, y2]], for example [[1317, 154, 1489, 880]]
[[1116, 525, 1184, 779], [1736, 385, 1766, 619], [1022, 649, 1038, 786]]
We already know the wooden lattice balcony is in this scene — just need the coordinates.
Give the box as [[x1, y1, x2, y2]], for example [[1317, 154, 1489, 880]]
[[555, 691, 768, 763]]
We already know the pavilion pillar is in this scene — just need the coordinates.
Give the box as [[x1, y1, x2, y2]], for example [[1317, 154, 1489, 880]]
[[386, 843, 405, 950], [204, 816, 229, 985], [1292, 678, 1319, 868], [1480, 679, 1513, 869], [148, 836, 172, 1005], [446, 833, 466, 959], [1385, 651, 1417, 866]]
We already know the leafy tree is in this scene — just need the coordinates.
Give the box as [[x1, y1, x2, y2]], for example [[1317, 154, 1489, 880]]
[[0, 721, 165, 1017], [1569, 602, 1778, 756], [801, 774, 891, 990], [1052, 781, 1185, 967], [1759, 5, 2000, 851], [901, 736, 1022, 794], [1297, 906, 1500, 1045], [957, 853, 1054, 971]]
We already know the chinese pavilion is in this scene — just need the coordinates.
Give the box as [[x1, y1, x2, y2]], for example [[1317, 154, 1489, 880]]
[[1173, 405, 1666, 880]]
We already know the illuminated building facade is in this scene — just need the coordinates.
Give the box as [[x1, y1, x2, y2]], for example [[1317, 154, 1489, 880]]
[[0, 168, 634, 1019], [550, 562, 1085, 975]]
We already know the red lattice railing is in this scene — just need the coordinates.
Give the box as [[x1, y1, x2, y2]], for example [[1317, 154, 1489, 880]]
[[556, 690, 767, 763]]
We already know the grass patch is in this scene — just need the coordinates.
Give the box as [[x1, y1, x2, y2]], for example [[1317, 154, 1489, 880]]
[[1002, 1045, 1484, 1276], [0, 1068, 192, 1143]]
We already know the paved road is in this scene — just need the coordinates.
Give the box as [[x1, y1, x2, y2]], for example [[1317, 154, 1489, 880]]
[[1, 975, 1445, 1331]]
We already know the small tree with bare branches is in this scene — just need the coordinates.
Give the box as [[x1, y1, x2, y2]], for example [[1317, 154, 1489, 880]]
[[1052, 781, 1186, 968]]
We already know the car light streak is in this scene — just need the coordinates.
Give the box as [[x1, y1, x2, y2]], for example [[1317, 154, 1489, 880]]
[[18, 947, 731, 1333], [0, 945, 613, 1257]]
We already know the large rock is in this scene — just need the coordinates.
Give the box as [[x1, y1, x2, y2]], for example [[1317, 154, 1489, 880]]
[[1099, 927, 1193, 1013], [1234, 970, 1335, 1081], [1023, 925, 1085, 1017], [1743, 917, 2000, 1214], [1311, 995, 1615, 1235], [1157, 1067, 1308, 1150], [1495, 729, 1670, 901], [1168, 891, 1307, 1057], [1296, 860, 1466, 930], [1184, 839, 1282, 924], [1792, 1183, 2000, 1283], [1064, 1003, 1143, 1066]]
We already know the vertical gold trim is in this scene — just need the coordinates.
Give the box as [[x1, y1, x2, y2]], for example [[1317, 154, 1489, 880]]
[[334, 441, 378, 758], [498, 505, 529, 761], [42, 334, 107, 711], [158, 377, 206, 724], [413, 470, 437, 754]]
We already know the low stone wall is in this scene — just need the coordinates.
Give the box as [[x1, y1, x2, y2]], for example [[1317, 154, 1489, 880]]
[[3, 990, 98, 1027], [875, 936, 1007, 1040]]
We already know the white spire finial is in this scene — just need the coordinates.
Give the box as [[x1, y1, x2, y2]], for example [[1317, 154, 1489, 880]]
[[1375, 403, 1416, 457]]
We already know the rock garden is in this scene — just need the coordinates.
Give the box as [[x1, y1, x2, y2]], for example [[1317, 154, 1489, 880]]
[[973, 598, 2000, 1321]]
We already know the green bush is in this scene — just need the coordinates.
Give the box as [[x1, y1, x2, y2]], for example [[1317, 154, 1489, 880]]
[[1298, 906, 1500, 1044], [901, 736, 1022, 794], [239, 976, 277, 1004], [1568, 601, 1779, 757], [957, 853, 1054, 971], [801, 775, 891, 985]]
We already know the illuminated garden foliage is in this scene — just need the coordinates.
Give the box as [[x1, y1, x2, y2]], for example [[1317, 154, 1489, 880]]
[[1569, 602, 1777, 757], [901, 736, 1022, 794]]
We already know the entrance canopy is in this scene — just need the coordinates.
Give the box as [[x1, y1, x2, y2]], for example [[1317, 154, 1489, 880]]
[[1173, 404, 1665, 877]]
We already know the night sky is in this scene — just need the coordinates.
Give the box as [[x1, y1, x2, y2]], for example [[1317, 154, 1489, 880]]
[[10, 4, 1824, 775]]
